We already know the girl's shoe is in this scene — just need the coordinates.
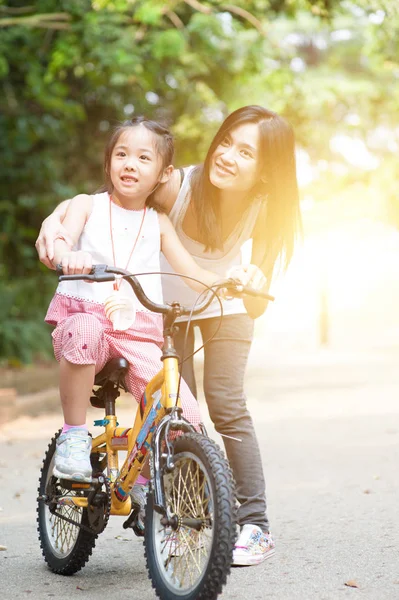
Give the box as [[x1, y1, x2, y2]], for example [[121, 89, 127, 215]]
[[53, 428, 92, 482], [129, 482, 149, 532], [232, 524, 275, 566]]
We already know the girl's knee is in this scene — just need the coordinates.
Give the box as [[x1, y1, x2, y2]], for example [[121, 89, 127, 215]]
[[54, 314, 105, 363]]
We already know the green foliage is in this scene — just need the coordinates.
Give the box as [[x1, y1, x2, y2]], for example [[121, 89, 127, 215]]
[[0, 0, 397, 362], [0, 274, 54, 365]]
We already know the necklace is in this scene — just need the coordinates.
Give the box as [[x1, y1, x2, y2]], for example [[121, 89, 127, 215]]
[[109, 195, 146, 290], [104, 195, 146, 331]]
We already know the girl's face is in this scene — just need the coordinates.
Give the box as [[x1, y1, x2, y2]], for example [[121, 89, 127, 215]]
[[109, 125, 169, 204], [209, 123, 262, 194]]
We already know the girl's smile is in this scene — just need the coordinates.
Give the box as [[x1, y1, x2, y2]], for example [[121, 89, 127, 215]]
[[119, 173, 139, 186]]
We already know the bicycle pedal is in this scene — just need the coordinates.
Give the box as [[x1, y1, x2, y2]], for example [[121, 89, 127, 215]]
[[71, 482, 92, 489], [59, 479, 92, 491]]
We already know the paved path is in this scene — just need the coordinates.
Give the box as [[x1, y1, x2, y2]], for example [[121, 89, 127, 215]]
[[1, 350, 399, 599]]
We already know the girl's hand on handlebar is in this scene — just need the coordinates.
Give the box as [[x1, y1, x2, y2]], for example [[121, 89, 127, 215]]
[[59, 251, 93, 276], [225, 264, 267, 292], [35, 215, 74, 270]]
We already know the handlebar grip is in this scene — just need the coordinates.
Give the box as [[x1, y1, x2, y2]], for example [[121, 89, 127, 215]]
[[224, 279, 275, 302], [242, 286, 274, 301], [56, 264, 116, 282]]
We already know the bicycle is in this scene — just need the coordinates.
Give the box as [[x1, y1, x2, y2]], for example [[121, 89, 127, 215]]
[[37, 264, 274, 600]]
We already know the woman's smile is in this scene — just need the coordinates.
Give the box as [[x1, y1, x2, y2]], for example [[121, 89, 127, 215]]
[[214, 161, 235, 177]]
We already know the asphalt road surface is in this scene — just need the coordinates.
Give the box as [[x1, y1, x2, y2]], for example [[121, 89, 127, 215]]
[[1, 349, 399, 599]]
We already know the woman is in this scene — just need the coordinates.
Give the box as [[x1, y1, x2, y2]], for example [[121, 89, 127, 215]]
[[36, 105, 301, 567]]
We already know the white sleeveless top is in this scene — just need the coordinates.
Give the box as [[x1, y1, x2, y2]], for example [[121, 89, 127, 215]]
[[56, 192, 163, 311], [160, 166, 263, 321]]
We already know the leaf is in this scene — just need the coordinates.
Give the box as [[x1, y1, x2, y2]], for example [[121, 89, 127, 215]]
[[152, 30, 186, 60], [134, 1, 164, 26]]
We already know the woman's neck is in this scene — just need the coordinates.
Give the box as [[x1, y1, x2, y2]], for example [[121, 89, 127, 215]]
[[111, 191, 146, 211], [216, 187, 249, 216]]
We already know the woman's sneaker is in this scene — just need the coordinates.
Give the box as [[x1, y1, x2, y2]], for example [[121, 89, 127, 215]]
[[53, 428, 92, 482], [232, 524, 275, 566]]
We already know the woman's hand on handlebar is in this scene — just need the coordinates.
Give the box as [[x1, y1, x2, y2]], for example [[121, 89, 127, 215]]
[[35, 213, 73, 270], [222, 264, 267, 296], [57, 251, 93, 276]]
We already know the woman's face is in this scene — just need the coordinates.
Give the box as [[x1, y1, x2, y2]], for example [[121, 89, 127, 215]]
[[209, 122, 261, 193]]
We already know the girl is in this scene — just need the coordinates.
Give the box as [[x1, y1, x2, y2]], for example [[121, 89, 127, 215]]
[[46, 116, 264, 488], [37, 106, 301, 566]]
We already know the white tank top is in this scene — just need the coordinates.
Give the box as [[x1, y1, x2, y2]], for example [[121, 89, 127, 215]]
[[160, 166, 262, 321], [56, 192, 163, 311]]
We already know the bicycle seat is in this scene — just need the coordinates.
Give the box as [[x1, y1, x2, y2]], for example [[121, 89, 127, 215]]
[[94, 357, 129, 387]]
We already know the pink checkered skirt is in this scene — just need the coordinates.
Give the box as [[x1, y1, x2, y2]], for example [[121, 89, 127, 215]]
[[46, 293, 201, 427]]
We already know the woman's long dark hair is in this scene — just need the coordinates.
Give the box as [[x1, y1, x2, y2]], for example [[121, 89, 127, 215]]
[[99, 116, 174, 211], [190, 105, 301, 277]]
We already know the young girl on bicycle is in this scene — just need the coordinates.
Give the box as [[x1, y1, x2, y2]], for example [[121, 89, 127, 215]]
[[45, 116, 266, 489]]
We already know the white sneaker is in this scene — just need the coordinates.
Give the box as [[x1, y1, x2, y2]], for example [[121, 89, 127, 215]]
[[232, 524, 275, 566], [129, 482, 149, 532], [53, 428, 92, 482]]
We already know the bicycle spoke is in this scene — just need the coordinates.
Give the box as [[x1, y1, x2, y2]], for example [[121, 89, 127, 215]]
[[158, 455, 214, 589]]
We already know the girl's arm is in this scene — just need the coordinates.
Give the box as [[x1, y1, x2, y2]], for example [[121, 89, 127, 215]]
[[35, 169, 184, 268], [159, 213, 219, 292], [52, 194, 93, 274]]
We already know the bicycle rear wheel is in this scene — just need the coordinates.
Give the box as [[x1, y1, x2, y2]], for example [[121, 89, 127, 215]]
[[144, 432, 236, 600], [36, 431, 97, 575]]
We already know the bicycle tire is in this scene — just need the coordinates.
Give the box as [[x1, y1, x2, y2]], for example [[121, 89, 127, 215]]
[[36, 431, 97, 575], [144, 432, 236, 600]]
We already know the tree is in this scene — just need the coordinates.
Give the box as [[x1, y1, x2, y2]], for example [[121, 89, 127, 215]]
[[0, 0, 397, 362]]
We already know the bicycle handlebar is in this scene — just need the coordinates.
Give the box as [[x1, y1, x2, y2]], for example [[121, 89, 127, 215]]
[[57, 264, 274, 317]]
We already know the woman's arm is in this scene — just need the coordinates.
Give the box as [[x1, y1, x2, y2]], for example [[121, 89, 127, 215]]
[[35, 199, 73, 268], [52, 194, 93, 274], [245, 203, 276, 319], [159, 213, 220, 293], [53, 199, 70, 218], [152, 168, 182, 214]]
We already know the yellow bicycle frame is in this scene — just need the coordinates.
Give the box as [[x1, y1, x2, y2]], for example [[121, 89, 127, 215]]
[[67, 355, 182, 515]]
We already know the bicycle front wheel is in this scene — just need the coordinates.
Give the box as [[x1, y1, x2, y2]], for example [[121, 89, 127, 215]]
[[144, 432, 236, 600]]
